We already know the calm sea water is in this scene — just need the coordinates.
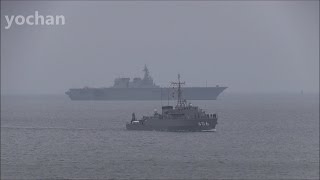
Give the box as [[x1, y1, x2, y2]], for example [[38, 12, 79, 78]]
[[1, 94, 319, 179]]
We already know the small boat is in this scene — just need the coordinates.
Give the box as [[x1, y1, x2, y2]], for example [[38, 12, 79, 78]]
[[126, 74, 218, 132]]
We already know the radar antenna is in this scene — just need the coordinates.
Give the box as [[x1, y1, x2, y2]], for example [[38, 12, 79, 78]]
[[171, 74, 186, 108]]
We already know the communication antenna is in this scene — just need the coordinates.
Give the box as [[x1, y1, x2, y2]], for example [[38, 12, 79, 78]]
[[171, 74, 186, 107], [160, 87, 163, 106], [167, 86, 170, 106]]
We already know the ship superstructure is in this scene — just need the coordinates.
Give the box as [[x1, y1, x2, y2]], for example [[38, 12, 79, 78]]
[[113, 65, 159, 88]]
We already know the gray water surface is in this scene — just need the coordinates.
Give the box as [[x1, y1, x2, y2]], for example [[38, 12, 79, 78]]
[[1, 94, 319, 179]]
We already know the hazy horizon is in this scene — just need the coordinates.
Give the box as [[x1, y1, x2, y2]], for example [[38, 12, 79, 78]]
[[1, 1, 319, 95]]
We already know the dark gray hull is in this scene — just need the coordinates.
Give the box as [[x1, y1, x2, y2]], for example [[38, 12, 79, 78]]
[[126, 118, 217, 132], [66, 87, 227, 100]]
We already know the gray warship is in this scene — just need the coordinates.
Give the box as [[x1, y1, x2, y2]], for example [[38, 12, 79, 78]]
[[65, 65, 227, 101], [126, 74, 218, 132]]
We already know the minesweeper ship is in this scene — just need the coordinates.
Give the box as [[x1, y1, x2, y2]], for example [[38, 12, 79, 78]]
[[65, 65, 227, 101], [126, 74, 218, 131]]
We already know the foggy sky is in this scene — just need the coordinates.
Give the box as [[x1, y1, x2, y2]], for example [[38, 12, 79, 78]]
[[1, 1, 319, 94]]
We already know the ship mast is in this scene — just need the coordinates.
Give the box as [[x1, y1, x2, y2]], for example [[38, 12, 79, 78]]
[[171, 74, 186, 107], [143, 64, 150, 80]]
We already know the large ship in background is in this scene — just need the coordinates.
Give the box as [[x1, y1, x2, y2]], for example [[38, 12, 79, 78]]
[[65, 65, 227, 100]]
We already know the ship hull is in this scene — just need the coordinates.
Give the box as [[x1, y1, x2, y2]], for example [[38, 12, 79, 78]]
[[66, 87, 227, 100], [126, 118, 217, 132]]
